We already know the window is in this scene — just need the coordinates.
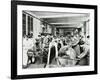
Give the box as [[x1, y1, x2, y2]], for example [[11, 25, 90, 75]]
[[28, 16, 31, 36], [30, 17, 33, 34], [28, 16, 33, 38], [22, 13, 26, 37], [22, 12, 33, 38]]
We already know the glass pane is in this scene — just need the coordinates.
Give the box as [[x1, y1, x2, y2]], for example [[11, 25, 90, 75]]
[[30, 17, 33, 37], [22, 13, 26, 37], [28, 16, 30, 36], [31, 17, 33, 32]]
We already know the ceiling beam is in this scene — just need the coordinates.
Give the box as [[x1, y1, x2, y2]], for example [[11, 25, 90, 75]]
[[44, 18, 89, 24], [38, 14, 89, 18], [55, 25, 81, 28], [50, 22, 84, 25]]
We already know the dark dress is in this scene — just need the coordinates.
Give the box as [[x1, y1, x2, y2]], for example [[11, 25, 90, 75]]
[[76, 45, 89, 65], [49, 46, 56, 64]]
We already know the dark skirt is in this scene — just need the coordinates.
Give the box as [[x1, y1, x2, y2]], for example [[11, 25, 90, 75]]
[[49, 46, 56, 64], [76, 56, 89, 65]]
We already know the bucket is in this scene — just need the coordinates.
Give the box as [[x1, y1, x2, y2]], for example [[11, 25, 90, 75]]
[[58, 56, 69, 66], [58, 56, 76, 66]]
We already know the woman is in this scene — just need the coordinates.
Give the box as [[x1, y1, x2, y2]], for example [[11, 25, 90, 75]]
[[45, 39, 58, 67], [77, 41, 90, 65], [71, 33, 80, 57]]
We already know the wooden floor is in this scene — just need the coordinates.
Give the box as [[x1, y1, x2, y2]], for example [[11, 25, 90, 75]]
[[27, 58, 57, 69]]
